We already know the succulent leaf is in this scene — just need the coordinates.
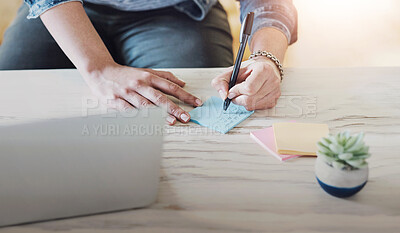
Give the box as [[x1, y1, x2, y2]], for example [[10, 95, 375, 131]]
[[356, 161, 368, 169], [350, 153, 371, 160], [329, 143, 344, 154], [346, 133, 365, 152], [338, 131, 347, 145], [320, 137, 332, 147], [335, 133, 341, 145], [346, 159, 364, 168], [332, 161, 346, 170], [338, 153, 353, 160], [317, 152, 335, 163], [317, 142, 330, 153], [344, 135, 358, 150]]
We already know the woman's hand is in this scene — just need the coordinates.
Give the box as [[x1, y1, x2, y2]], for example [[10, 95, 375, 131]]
[[85, 63, 203, 125], [211, 57, 281, 111]]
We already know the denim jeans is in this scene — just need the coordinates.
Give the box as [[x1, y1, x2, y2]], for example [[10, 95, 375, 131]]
[[0, 2, 233, 70]]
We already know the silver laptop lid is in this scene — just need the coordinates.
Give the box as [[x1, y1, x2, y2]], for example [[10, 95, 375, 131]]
[[0, 108, 164, 226]]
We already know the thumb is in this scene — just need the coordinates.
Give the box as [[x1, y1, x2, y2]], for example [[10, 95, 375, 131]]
[[211, 69, 231, 99]]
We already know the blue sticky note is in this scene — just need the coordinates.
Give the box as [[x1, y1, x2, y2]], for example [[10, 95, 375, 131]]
[[189, 96, 254, 134]]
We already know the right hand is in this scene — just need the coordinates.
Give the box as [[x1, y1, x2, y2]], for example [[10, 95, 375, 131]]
[[84, 63, 203, 125]]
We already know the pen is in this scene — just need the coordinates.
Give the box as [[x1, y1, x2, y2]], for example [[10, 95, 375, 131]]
[[223, 12, 254, 111]]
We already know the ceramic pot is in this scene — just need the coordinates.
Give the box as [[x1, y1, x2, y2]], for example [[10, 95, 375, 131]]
[[315, 156, 368, 198]]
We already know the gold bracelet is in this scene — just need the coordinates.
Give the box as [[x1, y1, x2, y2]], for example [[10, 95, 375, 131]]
[[249, 51, 284, 81]]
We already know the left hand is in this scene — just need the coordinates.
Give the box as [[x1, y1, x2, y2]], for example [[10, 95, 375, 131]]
[[211, 57, 282, 111]]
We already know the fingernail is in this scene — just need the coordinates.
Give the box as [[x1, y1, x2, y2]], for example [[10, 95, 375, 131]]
[[218, 90, 226, 99], [228, 92, 236, 99], [180, 113, 190, 122], [166, 115, 176, 124], [195, 98, 203, 106]]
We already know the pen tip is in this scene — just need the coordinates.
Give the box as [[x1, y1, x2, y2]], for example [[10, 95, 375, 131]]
[[223, 99, 230, 111]]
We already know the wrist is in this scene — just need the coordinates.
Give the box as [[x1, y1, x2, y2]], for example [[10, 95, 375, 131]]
[[79, 58, 118, 81], [252, 57, 281, 81], [250, 51, 284, 81], [250, 27, 288, 62]]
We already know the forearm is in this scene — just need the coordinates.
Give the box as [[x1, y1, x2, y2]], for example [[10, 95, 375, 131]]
[[40, 2, 114, 77], [249, 27, 288, 62], [239, 0, 298, 62]]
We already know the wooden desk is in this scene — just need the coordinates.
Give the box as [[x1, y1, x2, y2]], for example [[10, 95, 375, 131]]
[[0, 67, 399, 232]]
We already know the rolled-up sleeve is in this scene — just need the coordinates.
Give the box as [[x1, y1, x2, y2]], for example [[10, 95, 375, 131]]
[[24, 0, 83, 19], [239, 0, 298, 45]]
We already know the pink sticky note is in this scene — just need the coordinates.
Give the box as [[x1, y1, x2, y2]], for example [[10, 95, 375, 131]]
[[250, 127, 300, 161]]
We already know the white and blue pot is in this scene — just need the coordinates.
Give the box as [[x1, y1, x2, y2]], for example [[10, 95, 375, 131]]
[[315, 157, 368, 198]]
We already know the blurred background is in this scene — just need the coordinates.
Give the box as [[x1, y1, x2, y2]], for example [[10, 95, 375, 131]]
[[1, 0, 399, 68]]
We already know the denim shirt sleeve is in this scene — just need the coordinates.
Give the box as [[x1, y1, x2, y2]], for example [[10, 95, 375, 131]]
[[24, 0, 83, 19], [239, 0, 298, 45]]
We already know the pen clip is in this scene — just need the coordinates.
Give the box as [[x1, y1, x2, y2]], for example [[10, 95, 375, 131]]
[[239, 12, 254, 43]]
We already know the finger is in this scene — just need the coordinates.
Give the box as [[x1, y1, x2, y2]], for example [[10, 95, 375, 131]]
[[254, 88, 281, 109], [137, 86, 191, 123], [239, 73, 280, 103], [145, 69, 185, 87], [231, 95, 255, 111], [151, 76, 203, 107], [106, 97, 134, 111], [121, 91, 154, 109], [227, 68, 267, 99], [232, 87, 281, 110], [211, 67, 251, 99], [221, 62, 253, 79], [108, 95, 177, 125], [166, 114, 177, 125], [211, 70, 230, 99]]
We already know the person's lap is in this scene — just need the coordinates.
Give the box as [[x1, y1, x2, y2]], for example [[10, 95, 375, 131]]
[[103, 2, 234, 68], [0, 3, 233, 70]]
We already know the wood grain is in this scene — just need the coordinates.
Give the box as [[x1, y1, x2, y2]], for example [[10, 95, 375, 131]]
[[0, 67, 399, 232]]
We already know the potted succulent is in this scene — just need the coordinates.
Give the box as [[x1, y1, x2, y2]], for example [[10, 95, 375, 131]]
[[315, 131, 371, 198]]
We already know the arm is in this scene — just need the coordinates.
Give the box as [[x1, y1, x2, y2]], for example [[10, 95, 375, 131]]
[[38, 2, 201, 125], [212, 0, 297, 111], [250, 27, 288, 62], [40, 2, 113, 76]]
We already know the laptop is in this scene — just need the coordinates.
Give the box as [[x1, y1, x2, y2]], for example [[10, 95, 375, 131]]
[[0, 108, 164, 227]]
